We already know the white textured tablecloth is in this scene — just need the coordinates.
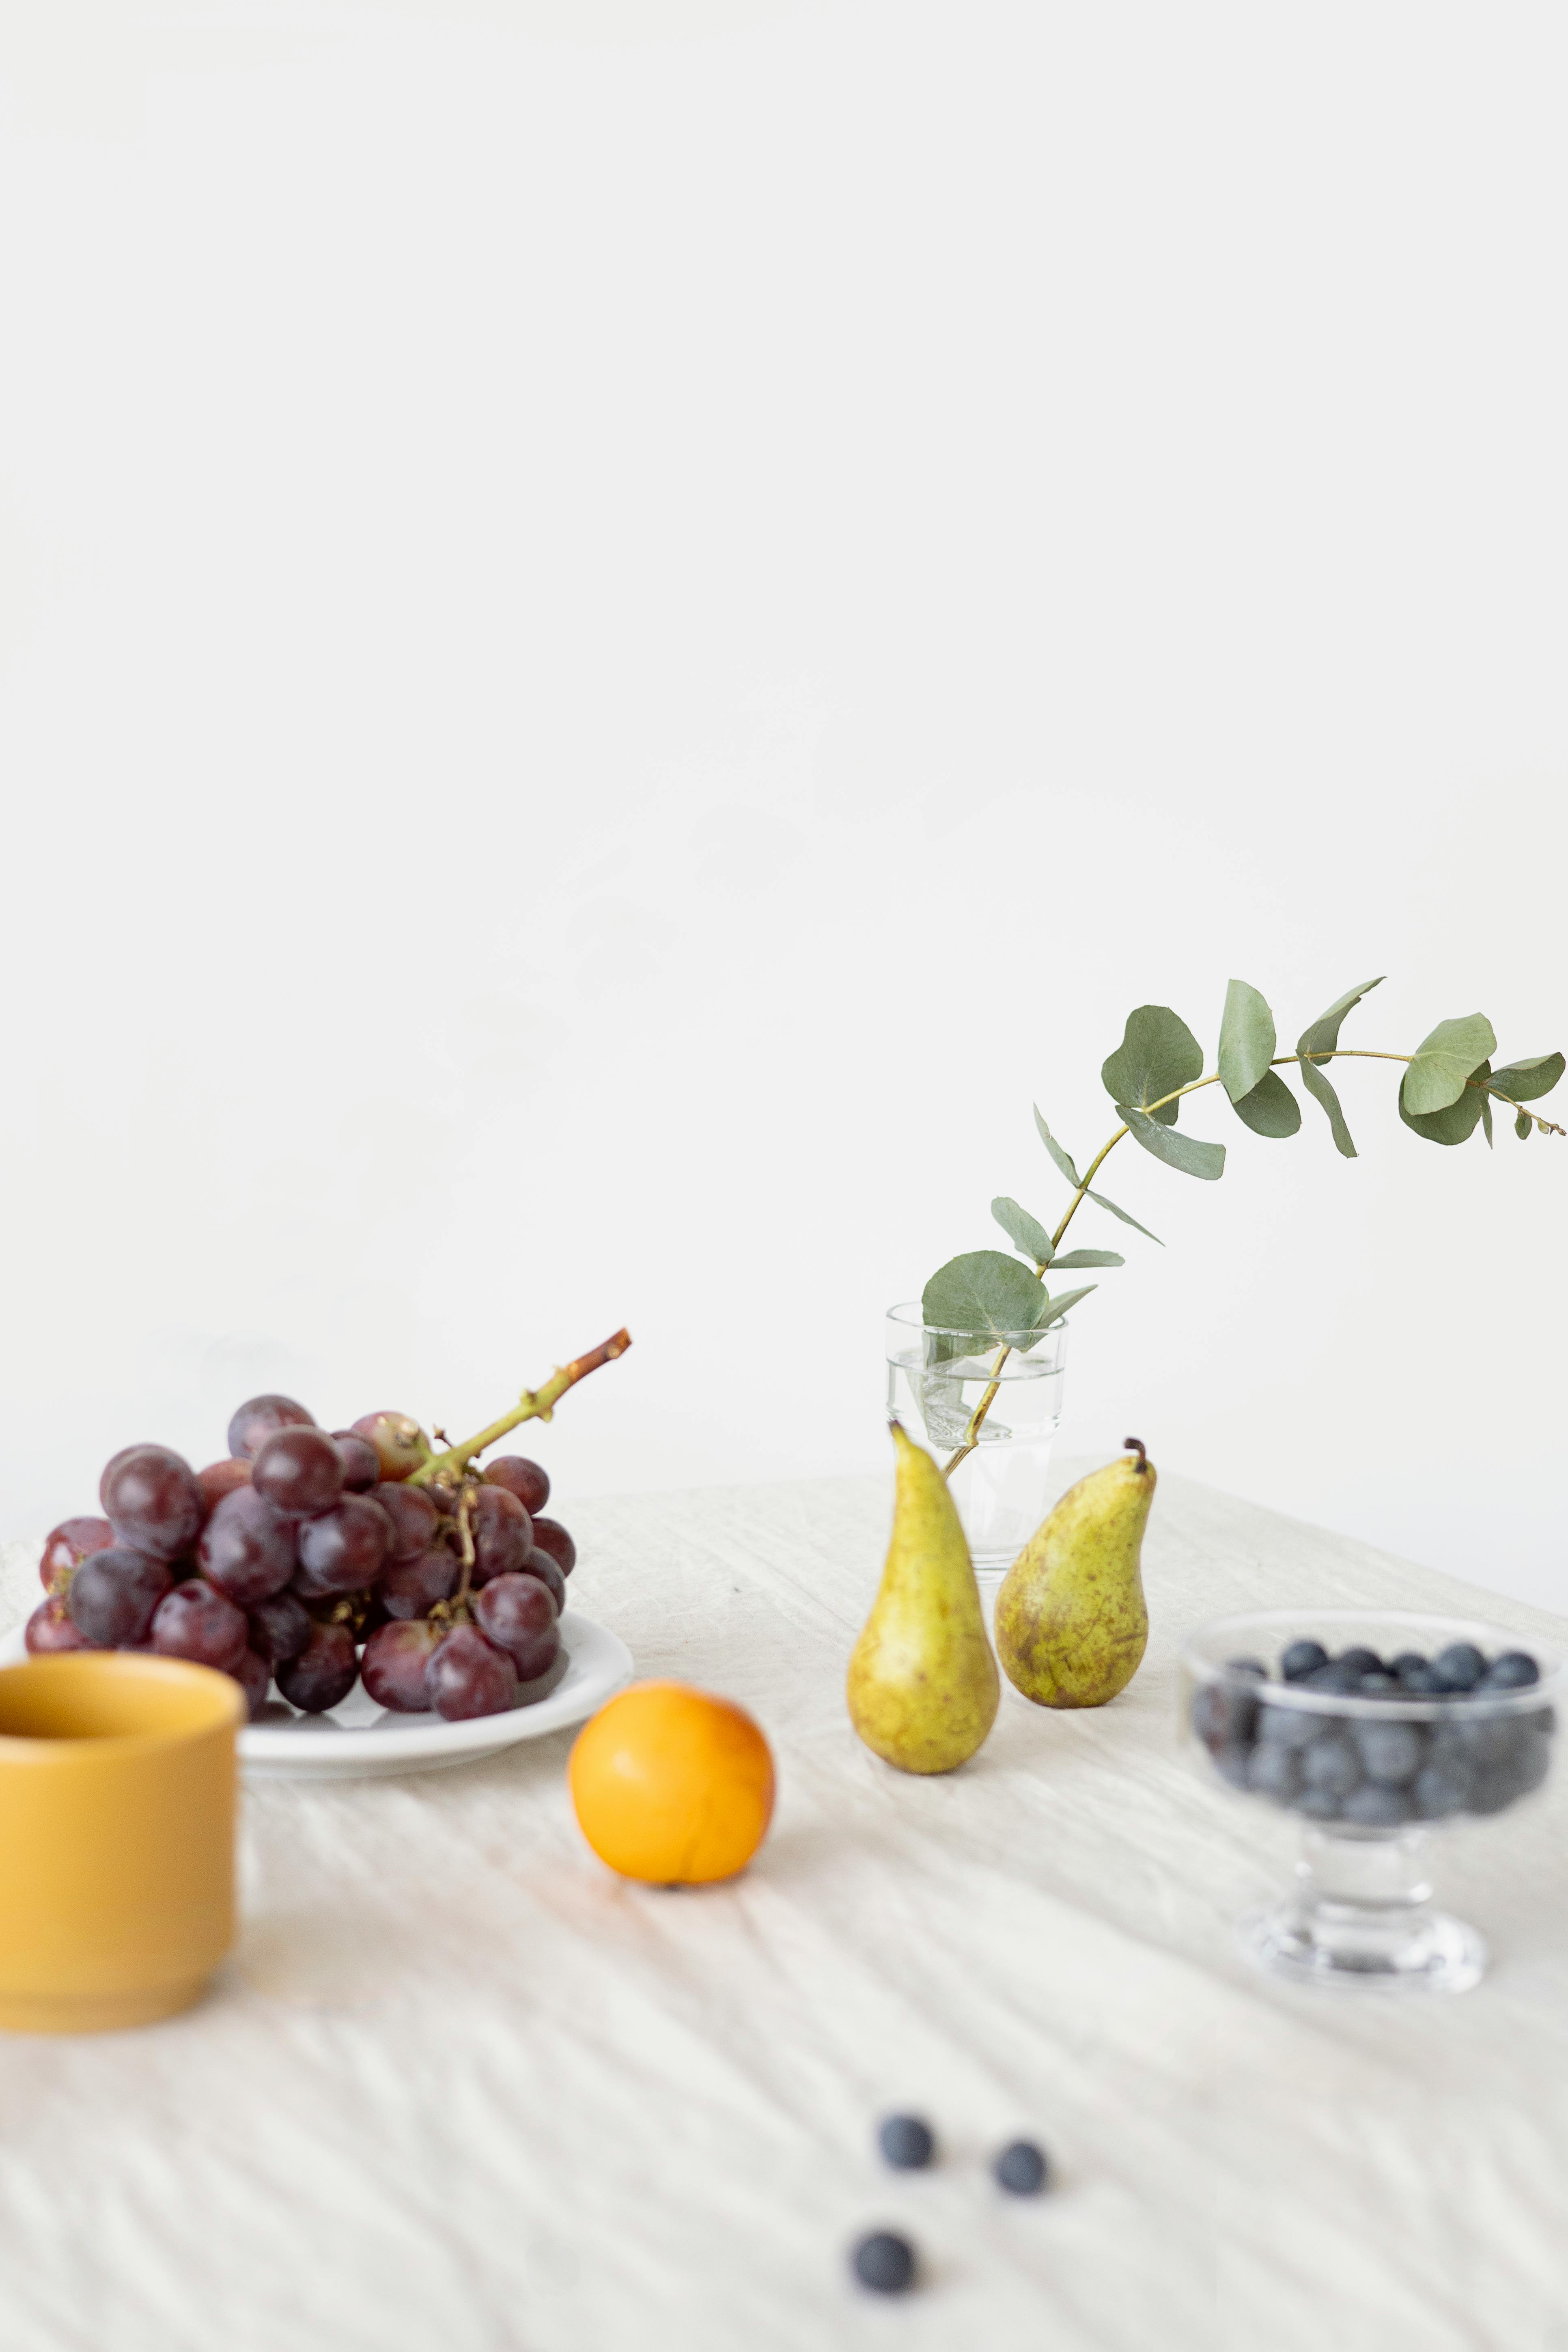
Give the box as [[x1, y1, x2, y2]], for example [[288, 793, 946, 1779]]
[[2, 1468, 1567, 2352]]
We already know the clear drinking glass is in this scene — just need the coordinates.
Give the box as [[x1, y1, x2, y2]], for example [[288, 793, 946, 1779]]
[[884, 1302, 1068, 1578], [1182, 1608, 1562, 1994]]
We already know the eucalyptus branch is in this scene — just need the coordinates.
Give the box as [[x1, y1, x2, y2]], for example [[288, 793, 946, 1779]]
[[936, 997, 1564, 1483], [409, 1327, 632, 1489]]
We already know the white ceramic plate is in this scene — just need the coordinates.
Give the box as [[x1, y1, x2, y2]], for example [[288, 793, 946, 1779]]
[[0, 1611, 633, 1781]]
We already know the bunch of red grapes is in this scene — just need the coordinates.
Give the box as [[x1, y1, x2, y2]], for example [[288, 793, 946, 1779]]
[[26, 1395, 578, 1724]]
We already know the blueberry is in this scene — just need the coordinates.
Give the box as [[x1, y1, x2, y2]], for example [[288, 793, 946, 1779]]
[[1256, 1703, 1317, 1751], [993, 2141, 1049, 2195], [1192, 1684, 1258, 1749], [1337, 1647, 1384, 1678], [1389, 1651, 1429, 1678], [1455, 1715, 1526, 1768], [1433, 1643, 1486, 1693], [1396, 1661, 1444, 1696], [878, 2115, 934, 2170], [1246, 1743, 1302, 1805], [1353, 1719, 1425, 1786], [1301, 1732, 1361, 1798], [1294, 1786, 1344, 1820], [1340, 1782, 1411, 1826], [851, 2232, 915, 2294], [1412, 1760, 1471, 1820], [1478, 1650, 1540, 1691], [1357, 1672, 1400, 1694], [1281, 1639, 1329, 1682], [1304, 1661, 1359, 1695]]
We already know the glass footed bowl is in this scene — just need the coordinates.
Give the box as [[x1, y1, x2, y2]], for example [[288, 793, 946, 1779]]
[[1181, 1608, 1562, 1994]]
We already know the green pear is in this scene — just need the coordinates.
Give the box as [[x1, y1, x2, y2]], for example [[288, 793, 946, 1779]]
[[847, 1422, 1000, 1773], [995, 1439, 1157, 1708]]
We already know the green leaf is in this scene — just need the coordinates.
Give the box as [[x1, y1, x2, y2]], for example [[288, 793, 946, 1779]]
[[1481, 1092, 1493, 1148], [1490, 1052, 1566, 1103], [1117, 1104, 1226, 1180], [1218, 979, 1276, 1103], [1038, 1284, 1097, 1327], [1101, 1006, 1204, 1126], [1049, 1248, 1125, 1268], [1229, 1068, 1302, 1138], [1032, 1107, 1081, 1189], [922, 1251, 1049, 1340], [1401, 1014, 1498, 1116], [1400, 1061, 1488, 1148], [1517, 1108, 1532, 1140], [1033, 1103, 1163, 1243], [1084, 1187, 1164, 1244], [1294, 975, 1384, 1158], [991, 1197, 1053, 1266]]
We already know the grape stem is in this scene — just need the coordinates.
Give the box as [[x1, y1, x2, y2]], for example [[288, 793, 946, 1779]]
[[408, 1328, 632, 1489]]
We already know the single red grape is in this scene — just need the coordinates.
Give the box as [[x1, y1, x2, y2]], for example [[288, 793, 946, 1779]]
[[38, 1516, 114, 1594], [68, 1548, 172, 1646], [232, 1648, 271, 1720], [246, 1588, 312, 1664], [381, 1548, 459, 1619], [362, 1619, 444, 1712], [474, 1573, 560, 1680], [293, 1495, 391, 1594], [198, 1485, 297, 1605], [227, 1394, 316, 1460], [372, 1482, 439, 1562], [274, 1621, 358, 1712], [252, 1426, 344, 1518], [528, 1516, 575, 1577], [25, 1597, 92, 1653], [518, 1547, 565, 1613], [425, 1624, 517, 1721], [330, 1431, 381, 1492], [484, 1456, 550, 1514], [150, 1579, 249, 1673], [100, 1445, 205, 1563], [472, 1484, 531, 1583], [350, 1411, 430, 1483], [196, 1458, 253, 1515]]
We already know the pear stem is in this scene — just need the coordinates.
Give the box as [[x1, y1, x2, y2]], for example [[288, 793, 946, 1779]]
[[939, 1050, 1562, 1480]]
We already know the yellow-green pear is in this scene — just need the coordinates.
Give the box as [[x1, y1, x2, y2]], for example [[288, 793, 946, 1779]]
[[847, 1422, 1000, 1773], [995, 1439, 1157, 1708]]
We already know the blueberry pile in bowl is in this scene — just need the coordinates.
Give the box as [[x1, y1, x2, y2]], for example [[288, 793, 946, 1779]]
[[1185, 1613, 1559, 1828]]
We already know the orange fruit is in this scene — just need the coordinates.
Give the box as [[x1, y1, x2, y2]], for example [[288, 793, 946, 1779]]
[[568, 1680, 775, 1885]]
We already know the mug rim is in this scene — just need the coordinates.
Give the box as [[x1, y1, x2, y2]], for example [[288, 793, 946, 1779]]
[[0, 1653, 246, 1756]]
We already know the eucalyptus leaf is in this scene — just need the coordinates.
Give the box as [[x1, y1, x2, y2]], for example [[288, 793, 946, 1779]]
[[991, 1197, 1053, 1266], [1401, 1014, 1498, 1116], [1399, 1061, 1488, 1147], [1117, 1104, 1226, 1180], [1481, 1092, 1494, 1148], [1083, 1187, 1165, 1244], [922, 1251, 1050, 1341], [1038, 1283, 1097, 1327], [1295, 976, 1384, 1159], [1034, 1105, 1163, 1242], [1218, 979, 1276, 1103], [1517, 1109, 1532, 1140], [1101, 1006, 1204, 1126], [1032, 1107, 1082, 1189], [1229, 1068, 1301, 1138], [1489, 1052, 1566, 1103], [1049, 1248, 1125, 1268]]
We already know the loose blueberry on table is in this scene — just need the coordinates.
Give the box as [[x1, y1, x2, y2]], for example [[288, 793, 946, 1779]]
[[877, 2115, 935, 2170], [1191, 1641, 1552, 1824], [25, 1331, 630, 1725], [851, 2231, 916, 2294]]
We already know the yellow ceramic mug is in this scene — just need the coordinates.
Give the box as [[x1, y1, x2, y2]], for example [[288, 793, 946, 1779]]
[[0, 1652, 243, 2034]]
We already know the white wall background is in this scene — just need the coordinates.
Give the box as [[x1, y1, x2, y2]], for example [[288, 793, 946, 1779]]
[[1, 0, 1564, 1605]]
